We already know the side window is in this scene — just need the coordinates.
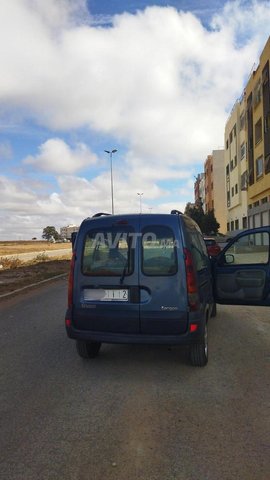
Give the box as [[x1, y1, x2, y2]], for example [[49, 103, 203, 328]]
[[82, 228, 133, 276], [142, 226, 177, 276], [223, 232, 269, 265], [189, 232, 208, 272]]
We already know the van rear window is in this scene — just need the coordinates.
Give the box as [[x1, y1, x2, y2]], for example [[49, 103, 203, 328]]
[[142, 226, 177, 276], [82, 227, 134, 276]]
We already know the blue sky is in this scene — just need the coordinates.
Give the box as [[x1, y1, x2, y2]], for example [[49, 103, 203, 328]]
[[0, 0, 269, 239]]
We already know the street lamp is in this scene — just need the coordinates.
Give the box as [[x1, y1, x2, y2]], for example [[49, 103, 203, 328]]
[[137, 192, 143, 213], [104, 149, 117, 214]]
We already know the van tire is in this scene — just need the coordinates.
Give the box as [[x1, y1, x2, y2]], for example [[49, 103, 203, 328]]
[[190, 324, 208, 367], [76, 340, 101, 359]]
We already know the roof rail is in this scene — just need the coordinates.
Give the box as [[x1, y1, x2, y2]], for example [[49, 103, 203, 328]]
[[171, 209, 183, 215], [92, 212, 111, 218]]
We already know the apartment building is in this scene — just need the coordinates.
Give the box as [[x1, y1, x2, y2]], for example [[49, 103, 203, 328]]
[[194, 173, 205, 210], [204, 150, 226, 233], [245, 36, 270, 228], [224, 95, 248, 233], [60, 224, 79, 240]]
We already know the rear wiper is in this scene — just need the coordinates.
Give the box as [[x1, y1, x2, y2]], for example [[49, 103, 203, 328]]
[[120, 258, 128, 285], [119, 236, 132, 285]]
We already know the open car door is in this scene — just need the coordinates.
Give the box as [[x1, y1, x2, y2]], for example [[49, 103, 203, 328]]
[[212, 227, 270, 306]]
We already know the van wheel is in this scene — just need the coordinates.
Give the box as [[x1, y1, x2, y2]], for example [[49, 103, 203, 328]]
[[190, 324, 208, 367], [76, 340, 101, 359], [211, 303, 217, 317]]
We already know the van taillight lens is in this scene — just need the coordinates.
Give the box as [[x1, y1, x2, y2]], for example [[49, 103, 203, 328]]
[[184, 248, 199, 311], [68, 252, 75, 308]]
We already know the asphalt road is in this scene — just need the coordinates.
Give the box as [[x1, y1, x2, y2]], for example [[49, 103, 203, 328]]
[[0, 279, 269, 480]]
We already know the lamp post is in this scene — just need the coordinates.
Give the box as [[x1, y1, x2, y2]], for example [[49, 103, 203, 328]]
[[104, 149, 117, 214], [137, 192, 143, 213]]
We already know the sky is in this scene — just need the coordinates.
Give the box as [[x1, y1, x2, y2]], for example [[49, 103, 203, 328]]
[[0, 0, 270, 239]]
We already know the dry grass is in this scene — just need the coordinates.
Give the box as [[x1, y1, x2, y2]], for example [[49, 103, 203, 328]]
[[0, 249, 72, 296], [0, 241, 71, 256], [0, 257, 71, 296]]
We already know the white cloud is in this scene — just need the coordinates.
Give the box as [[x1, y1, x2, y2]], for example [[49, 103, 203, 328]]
[[0, 1, 269, 165], [0, 171, 194, 239], [1, 1, 270, 238], [23, 138, 98, 174]]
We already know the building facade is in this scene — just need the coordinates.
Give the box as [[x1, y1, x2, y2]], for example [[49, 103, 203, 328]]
[[194, 173, 205, 208], [224, 96, 248, 234], [245, 37, 270, 228], [60, 224, 79, 240], [204, 149, 226, 233]]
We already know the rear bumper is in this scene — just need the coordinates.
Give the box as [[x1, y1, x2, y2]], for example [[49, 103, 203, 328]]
[[65, 311, 205, 345]]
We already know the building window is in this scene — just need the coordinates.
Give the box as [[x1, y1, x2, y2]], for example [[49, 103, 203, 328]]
[[253, 201, 260, 208], [227, 222, 230, 231], [231, 221, 234, 231], [230, 160, 234, 171], [264, 112, 270, 133], [226, 139, 229, 149], [256, 155, 263, 179], [235, 183, 238, 194], [234, 155, 237, 167], [232, 186, 234, 197], [254, 80, 261, 107], [227, 191, 230, 207], [265, 154, 270, 174], [235, 219, 239, 230], [261, 196, 268, 204], [226, 164, 229, 175], [241, 171, 248, 190], [240, 142, 246, 160], [233, 124, 236, 137], [255, 118, 262, 144], [242, 217, 247, 229], [240, 111, 245, 130], [230, 132, 233, 144]]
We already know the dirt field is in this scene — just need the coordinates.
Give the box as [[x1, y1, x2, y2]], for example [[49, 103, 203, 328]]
[[0, 241, 72, 296], [0, 258, 70, 296], [0, 241, 71, 256]]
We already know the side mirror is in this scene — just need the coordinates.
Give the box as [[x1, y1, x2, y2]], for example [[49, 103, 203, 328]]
[[224, 253, 234, 264], [71, 232, 77, 250]]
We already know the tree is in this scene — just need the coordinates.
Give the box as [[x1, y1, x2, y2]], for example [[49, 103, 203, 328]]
[[184, 203, 220, 235], [184, 201, 205, 232], [42, 226, 60, 241], [203, 210, 220, 235]]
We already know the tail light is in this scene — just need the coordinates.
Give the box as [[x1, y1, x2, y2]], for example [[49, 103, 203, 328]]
[[68, 252, 76, 308], [184, 248, 199, 311]]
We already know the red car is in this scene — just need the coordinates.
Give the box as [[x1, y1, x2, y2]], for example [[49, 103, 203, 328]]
[[204, 237, 221, 256]]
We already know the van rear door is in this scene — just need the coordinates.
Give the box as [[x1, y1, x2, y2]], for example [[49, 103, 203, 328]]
[[139, 216, 188, 335], [73, 217, 140, 333]]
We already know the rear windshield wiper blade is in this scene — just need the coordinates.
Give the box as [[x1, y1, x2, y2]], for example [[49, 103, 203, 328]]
[[120, 259, 128, 285]]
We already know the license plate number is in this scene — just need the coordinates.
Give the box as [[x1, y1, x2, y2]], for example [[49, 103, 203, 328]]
[[84, 289, 129, 302]]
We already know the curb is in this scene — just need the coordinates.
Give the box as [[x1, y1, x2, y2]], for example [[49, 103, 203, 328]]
[[0, 273, 68, 299]]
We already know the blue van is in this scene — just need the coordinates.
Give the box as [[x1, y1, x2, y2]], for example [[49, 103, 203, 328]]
[[65, 211, 270, 366]]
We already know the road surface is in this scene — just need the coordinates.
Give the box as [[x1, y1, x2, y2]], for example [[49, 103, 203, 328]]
[[0, 279, 269, 480]]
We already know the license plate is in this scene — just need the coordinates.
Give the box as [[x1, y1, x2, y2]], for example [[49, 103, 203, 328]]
[[84, 289, 129, 302]]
